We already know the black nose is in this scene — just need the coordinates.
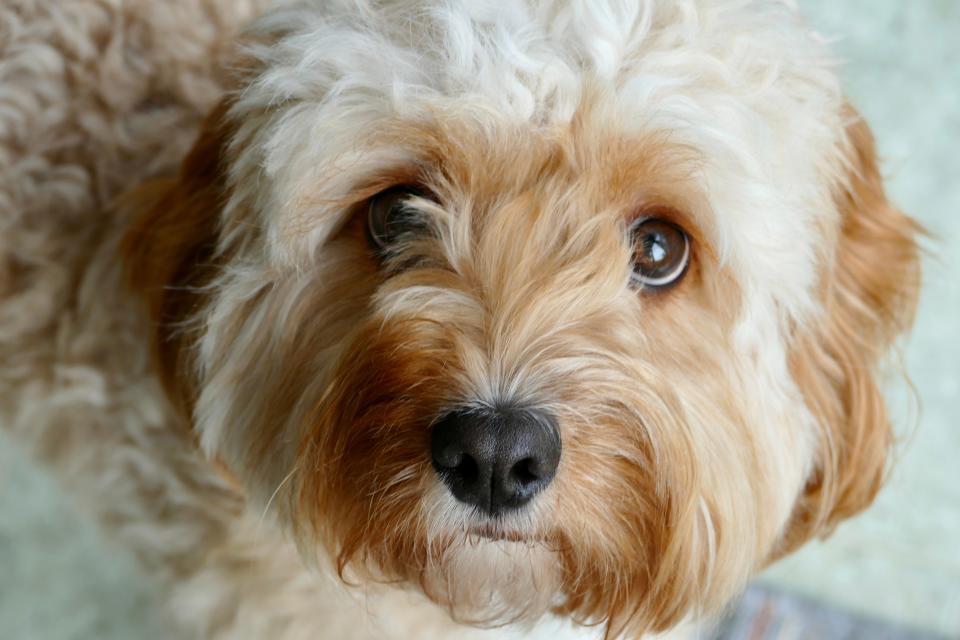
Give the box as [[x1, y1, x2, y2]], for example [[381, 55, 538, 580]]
[[430, 406, 561, 516]]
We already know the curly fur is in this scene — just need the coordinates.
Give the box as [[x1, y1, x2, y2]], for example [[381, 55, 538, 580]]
[[1, 1, 920, 638]]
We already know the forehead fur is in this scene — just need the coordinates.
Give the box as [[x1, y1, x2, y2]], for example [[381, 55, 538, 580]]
[[223, 0, 846, 327]]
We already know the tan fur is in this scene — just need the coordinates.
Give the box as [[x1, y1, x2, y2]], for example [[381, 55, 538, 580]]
[[778, 112, 922, 555], [122, 106, 812, 635], [121, 102, 235, 416]]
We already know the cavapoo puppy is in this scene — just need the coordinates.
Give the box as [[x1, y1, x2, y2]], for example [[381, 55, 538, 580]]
[[0, 0, 920, 638]]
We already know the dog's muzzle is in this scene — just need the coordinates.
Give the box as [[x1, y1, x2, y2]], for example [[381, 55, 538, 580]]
[[430, 406, 561, 516]]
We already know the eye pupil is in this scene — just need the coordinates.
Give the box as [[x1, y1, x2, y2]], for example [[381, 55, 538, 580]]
[[383, 203, 413, 235], [630, 218, 690, 289], [366, 186, 429, 252]]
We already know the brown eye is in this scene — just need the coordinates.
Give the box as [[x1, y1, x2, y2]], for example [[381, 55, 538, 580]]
[[366, 186, 430, 252], [629, 218, 690, 289]]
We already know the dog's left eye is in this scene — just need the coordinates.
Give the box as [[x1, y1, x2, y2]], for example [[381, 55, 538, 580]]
[[366, 186, 430, 251], [629, 218, 690, 289]]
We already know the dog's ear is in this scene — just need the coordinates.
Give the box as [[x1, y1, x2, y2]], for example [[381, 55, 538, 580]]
[[121, 101, 233, 416], [776, 110, 921, 556]]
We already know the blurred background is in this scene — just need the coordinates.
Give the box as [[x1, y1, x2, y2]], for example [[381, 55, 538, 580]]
[[0, 1, 957, 638]]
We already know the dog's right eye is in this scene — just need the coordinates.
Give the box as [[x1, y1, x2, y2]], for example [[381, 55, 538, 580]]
[[366, 186, 430, 252]]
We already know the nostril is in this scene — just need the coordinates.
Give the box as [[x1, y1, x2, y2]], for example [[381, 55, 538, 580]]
[[509, 457, 540, 486], [451, 454, 479, 483], [433, 446, 480, 483]]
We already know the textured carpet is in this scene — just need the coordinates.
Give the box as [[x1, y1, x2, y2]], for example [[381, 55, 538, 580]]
[[1, 1, 958, 639]]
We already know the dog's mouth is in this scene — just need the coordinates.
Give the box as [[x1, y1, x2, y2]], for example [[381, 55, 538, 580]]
[[466, 524, 532, 543]]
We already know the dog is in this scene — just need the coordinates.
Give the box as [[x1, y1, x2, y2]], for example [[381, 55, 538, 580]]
[[0, 0, 921, 638]]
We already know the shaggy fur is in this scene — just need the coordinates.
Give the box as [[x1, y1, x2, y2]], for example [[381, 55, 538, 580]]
[[0, 1, 920, 638]]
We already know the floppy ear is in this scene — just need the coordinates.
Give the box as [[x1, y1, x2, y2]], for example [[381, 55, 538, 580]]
[[777, 110, 922, 555], [121, 101, 233, 415]]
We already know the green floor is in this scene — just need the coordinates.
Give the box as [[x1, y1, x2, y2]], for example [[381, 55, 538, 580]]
[[1, 2, 958, 639]]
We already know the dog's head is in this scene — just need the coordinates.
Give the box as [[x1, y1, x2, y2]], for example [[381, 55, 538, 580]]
[[123, 1, 920, 636]]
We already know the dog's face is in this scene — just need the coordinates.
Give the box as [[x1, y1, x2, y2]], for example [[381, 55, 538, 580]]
[[123, 1, 920, 636]]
